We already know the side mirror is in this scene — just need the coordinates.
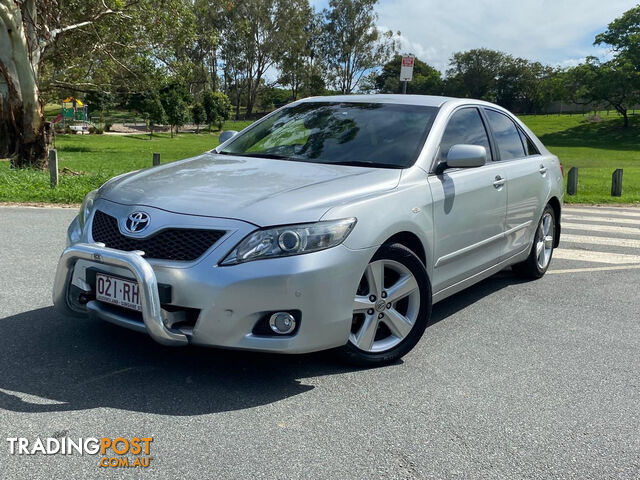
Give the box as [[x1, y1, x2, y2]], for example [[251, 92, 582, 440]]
[[219, 130, 238, 144], [437, 144, 487, 173]]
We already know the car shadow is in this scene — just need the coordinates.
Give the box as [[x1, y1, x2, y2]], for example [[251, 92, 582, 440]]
[[0, 270, 525, 416], [429, 268, 528, 326]]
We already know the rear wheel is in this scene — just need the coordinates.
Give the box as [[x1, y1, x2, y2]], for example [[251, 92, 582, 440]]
[[512, 205, 555, 279], [339, 243, 431, 366]]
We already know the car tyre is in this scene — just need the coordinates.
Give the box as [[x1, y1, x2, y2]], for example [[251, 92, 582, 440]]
[[339, 243, 432, 367], [512, 204, 556, 279]]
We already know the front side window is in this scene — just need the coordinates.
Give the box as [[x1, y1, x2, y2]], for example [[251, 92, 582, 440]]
[[220, 102, 439, 169], [438, 108, 491, 163], [485, 110, 526, 160]]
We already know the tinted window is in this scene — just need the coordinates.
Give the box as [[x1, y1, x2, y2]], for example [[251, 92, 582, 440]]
[[518, 128, 540, 156], [485, 110, 525, 160], [221, 102, 439, 169], [438, 108, 491, 163]]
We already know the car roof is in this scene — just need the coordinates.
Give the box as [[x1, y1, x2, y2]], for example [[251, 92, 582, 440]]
[[299, 94, 455, 108]]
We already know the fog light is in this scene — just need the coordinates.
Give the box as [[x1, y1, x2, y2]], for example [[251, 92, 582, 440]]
[[269, 312, 296, 334]]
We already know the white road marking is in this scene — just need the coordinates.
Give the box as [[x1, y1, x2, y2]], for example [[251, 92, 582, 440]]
[[563, 214, 640, 226], [562, 222, 640, 236], [548, 264, 640, 274], [565, 207, 640, 218], [560, 233, 640, 249], [553, 248, 640, 264]]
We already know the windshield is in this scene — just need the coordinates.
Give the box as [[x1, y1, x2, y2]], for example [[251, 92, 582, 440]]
[[219, 102, 439, 169]]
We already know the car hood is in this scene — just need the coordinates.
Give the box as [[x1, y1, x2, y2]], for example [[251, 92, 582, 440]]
[[99, 153, 401, 226]]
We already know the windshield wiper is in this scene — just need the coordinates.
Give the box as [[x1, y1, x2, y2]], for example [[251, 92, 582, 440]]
[[232, 152, 295, 160], [330, 160, 400, 169]]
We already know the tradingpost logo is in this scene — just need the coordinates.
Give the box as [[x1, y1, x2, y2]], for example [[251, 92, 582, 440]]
[[7, 436, 153, 468]]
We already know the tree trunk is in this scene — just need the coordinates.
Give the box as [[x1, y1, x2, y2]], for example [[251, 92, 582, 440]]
[[0, 2, 47, 168], [246, 78, 253, 118], [621, 109, 629, 128]]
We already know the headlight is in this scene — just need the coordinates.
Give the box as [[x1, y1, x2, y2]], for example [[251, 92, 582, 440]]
[[78, 189, 98, 228], [221, 218, 357, 265]]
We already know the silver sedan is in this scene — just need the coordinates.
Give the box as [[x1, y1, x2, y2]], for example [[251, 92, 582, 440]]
[[53, 95, 564, 366]]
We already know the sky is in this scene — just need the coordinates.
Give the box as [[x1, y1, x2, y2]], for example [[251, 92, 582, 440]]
[[310, 0, 638, 73]]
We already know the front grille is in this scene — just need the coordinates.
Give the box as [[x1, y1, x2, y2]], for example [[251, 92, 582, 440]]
[[91, 210, 226, 261]]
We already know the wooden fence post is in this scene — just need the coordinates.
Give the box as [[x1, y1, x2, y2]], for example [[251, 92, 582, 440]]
[[49, 149, 58, 188], [611, 169, 623, 197], [567, 167, 578, 195], [153, 152, 160, 166]]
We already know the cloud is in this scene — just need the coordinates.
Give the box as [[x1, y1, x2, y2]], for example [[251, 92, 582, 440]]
[[374, 0, 637, 72]]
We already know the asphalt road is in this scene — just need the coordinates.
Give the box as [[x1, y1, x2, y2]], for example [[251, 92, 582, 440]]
[[0, 205, 639, 479]]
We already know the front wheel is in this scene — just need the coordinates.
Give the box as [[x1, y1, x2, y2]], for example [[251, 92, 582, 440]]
[[512, 205, 556, 279], [339, 243, 432, 366]]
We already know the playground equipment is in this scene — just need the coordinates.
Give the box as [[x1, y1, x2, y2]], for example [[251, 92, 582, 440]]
[[52, 97, 90, 133]]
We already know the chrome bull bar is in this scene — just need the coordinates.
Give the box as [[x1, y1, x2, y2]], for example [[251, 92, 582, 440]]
[[52, 243, 188, 346]]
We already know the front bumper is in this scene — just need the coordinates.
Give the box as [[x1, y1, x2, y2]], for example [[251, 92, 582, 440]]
[[53, 243, 189, 346], [53, 240, 375, 353]]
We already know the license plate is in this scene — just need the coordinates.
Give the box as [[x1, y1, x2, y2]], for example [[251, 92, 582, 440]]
[[95, 273, 142, 312]]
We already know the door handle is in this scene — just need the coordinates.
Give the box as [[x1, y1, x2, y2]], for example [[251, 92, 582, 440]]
[[493, 175, 505, 188], [539, 164, 547, 175]]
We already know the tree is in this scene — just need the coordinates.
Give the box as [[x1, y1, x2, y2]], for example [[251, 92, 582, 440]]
[[202, 91, 232, 131], [566, 56, 639, 127], [162, 86, 190, 137], [595, 5, 640, 66], [277, 2, 313, 100], [373, 55, 442, 94], [0, 0, 191, 168], [219, 0, 310, 118], [191, 103, 205, 133], [319, 0, 398, 94], [445, 49, 507, 101], [494, 58, 556, 113], [563, 5, 640, 127], [141, 94, 166, 140]]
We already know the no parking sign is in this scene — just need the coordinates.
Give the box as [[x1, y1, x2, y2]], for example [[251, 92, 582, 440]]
[[400, 55, 415, 82]]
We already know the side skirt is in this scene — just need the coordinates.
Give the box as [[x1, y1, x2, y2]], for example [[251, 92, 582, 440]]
[[432, 247, 529, 304]]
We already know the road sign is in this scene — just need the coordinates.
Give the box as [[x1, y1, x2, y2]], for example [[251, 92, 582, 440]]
[[400, 55, 415, 82]]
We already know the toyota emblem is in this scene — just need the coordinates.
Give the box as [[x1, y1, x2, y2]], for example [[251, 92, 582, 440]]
[[125, 212, 150, 233]]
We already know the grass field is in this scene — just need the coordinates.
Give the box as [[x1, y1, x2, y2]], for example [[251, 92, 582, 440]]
[[0, 120, 252, 203], [1, 112, 638, 204], [520, 113, 640, 204]]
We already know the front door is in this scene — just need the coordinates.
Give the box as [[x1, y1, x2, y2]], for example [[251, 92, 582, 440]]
[[428, 107, 508, 294]]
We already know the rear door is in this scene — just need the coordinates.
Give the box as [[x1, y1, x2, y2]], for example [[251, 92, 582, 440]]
[[428, 107, 508, 294], [483, 109, 547, 257]]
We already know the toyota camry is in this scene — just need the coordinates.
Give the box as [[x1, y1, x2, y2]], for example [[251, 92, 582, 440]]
[[53, 95, 563, 365]]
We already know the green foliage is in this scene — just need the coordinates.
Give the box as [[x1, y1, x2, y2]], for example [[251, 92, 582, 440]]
[[595, 5, 640, 64], [191, 103, 205, 132], [444, 49, 563, 113], [161, 88, 190, 137], [202, 91, 232, 130], [319, 0, 398, 94], [141, 94, 166, 135], [373, 55, 442, 94], [565, 56, 640, 126]]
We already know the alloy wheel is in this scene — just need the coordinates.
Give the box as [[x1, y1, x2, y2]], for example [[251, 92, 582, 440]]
[[350, 259, 421, 353], [535, 212, 554, 270]]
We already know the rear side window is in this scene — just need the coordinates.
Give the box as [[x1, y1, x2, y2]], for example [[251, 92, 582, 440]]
[[485, 110, 525, 160], [518, 128, 540, 156], [438, 108, 491, 163]]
